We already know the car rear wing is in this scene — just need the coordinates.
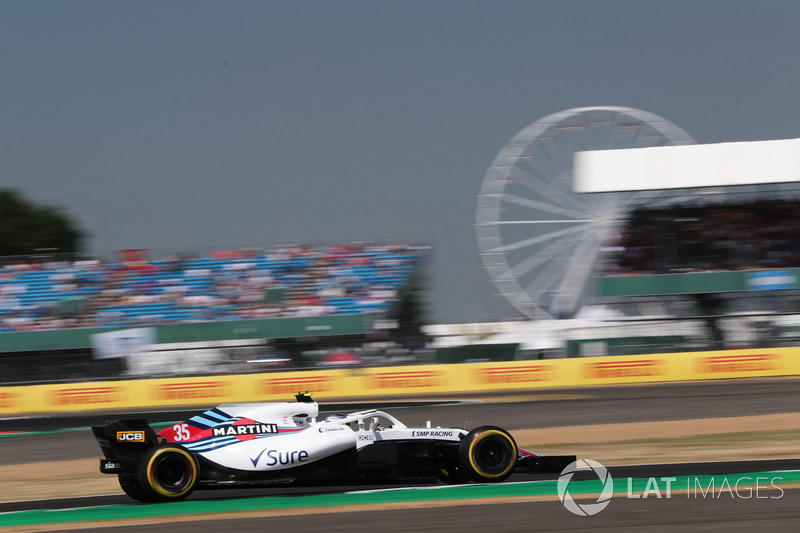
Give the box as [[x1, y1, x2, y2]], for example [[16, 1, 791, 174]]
[[91, 419, 161, 474]]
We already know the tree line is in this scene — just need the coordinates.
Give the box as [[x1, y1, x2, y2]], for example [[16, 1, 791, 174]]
[[0, 188, 83, 257]]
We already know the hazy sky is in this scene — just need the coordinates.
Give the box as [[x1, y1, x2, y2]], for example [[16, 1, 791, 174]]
[[2, 1, 800, 323]]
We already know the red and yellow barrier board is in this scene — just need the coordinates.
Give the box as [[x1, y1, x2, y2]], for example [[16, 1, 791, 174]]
[[2, 348, 800, 415]]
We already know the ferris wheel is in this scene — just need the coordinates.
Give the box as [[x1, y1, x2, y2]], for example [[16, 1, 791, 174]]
[[476, 106, 699, 319]]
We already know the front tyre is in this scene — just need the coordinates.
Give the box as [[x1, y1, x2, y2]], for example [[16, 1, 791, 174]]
[[137, 445, 199, 501], [458, 426, 517, 483]]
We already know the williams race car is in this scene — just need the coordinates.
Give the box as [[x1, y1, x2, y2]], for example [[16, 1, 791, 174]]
[[93, 393, 574, 502]]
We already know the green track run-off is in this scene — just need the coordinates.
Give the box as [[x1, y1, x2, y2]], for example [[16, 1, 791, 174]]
[[2, 470, 799, 528]]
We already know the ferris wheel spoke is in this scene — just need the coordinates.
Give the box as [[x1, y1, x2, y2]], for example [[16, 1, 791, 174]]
[[583, 113, 615, 153], [619, 190, 670, 211], [537, 130, 575, 183], [607, 114, 625, 149], [521, 146, 573, 200], [648, 192, 720, 208], [507, 165, 592, 215], [500, 193, 589, 220], [581, 113, 593, 151], [610, 123, 643, 149], [497, 231, 583, 281], [630, 121, 655, 148], [625, 188, 667, 202], [595, 191, 630, 219], [484, 222, 591, 254], [521, 258, 566, 308], [485, 219, 594, 225], [554, 225, 610, 314]]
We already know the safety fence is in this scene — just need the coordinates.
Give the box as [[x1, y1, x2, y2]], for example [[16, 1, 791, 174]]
[[2, 347, 799, 416]]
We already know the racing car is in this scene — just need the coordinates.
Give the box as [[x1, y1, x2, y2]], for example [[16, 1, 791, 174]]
[[92, 392, 574, 502]]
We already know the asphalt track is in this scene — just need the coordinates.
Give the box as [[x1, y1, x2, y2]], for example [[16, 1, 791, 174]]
[[2, 464, 799, 532], [81, 489, 800, 533], [2, 377, 800, 530], [3, 377, 800, 464], [2, 459, 799, 512]]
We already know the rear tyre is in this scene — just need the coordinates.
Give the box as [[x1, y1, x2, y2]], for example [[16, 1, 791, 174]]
[[118, 473, 152, 502], [458, 426, 517, 483], [137, 445, 199, 501]]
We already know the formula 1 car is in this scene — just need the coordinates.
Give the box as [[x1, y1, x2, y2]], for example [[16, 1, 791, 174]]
[[92, 393, 574, 502]]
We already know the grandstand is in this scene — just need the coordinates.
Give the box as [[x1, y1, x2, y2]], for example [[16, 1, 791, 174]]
[[0, 242, 427, 332], [578, 139, 800, 353], [607, 198, 800, 275], [0, 241, 430, 383]]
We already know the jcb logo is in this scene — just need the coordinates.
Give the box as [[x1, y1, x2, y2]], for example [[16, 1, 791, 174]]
[[116, 431, 145, 442]]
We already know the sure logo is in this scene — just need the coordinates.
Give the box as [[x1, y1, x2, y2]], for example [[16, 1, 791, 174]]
[[116, 431, 145, 442], [250, 448, 311, 467], [265, 449, 309, 466]]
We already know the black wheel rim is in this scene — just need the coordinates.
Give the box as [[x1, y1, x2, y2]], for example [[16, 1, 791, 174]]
[[475, 437, 511, 474], [154, 454, 190, 491]]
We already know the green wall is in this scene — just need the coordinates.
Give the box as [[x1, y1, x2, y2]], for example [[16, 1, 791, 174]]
[[595, 269, 800, 297], [0, 315, 371, 354]]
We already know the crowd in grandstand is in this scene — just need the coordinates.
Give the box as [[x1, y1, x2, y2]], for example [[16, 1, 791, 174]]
[[0, 242, 427, 333], [607, 199, 800, 275]]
